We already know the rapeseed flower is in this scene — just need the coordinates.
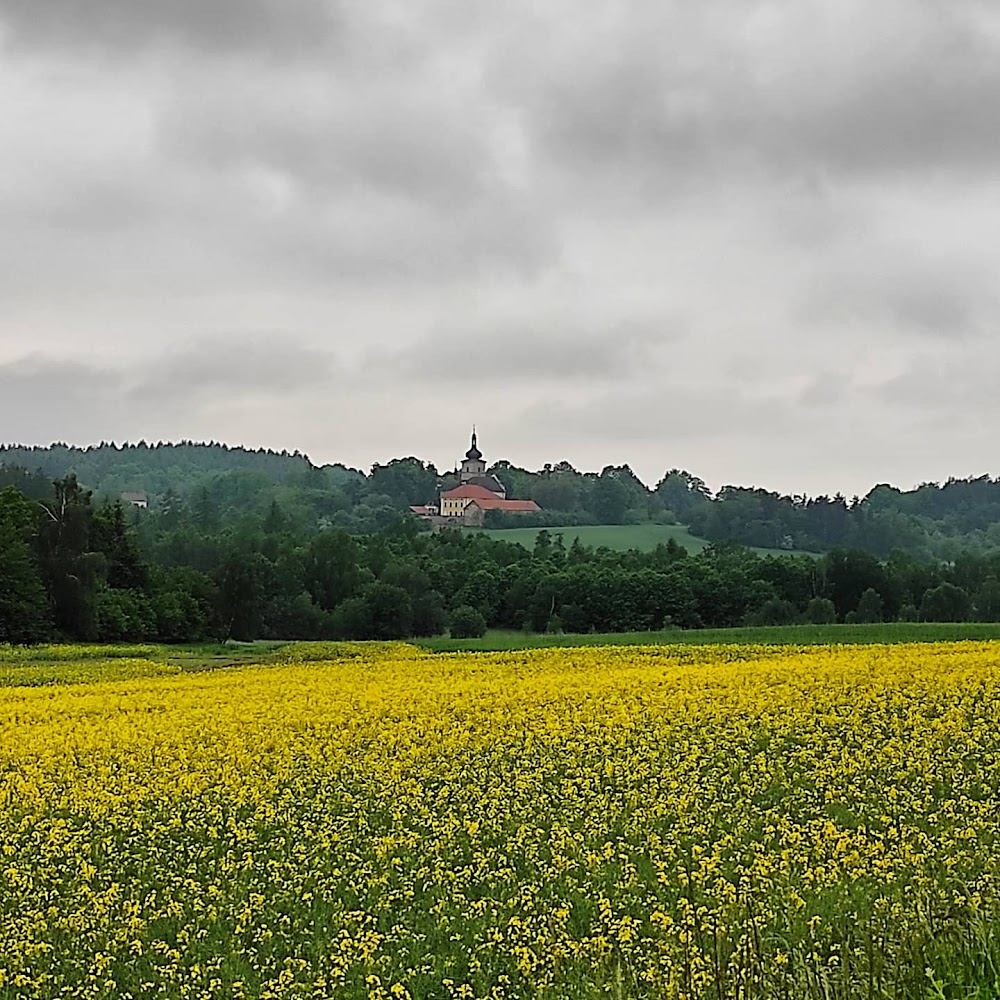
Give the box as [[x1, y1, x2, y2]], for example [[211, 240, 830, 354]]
[[0, 641, 998, 998]]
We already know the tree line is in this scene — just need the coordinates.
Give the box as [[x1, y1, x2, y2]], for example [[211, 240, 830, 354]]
[[3, 475, 1000, 646], [7, 442, 1000, 558]]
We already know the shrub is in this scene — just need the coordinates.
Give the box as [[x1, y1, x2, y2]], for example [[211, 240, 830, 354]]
[[804, 597, 837, 625], [411, 590, 448, 637], [331, 598, 373, 640], [920, 583, 972, 623], [746, 598, 798, 627], [449, 605, 487, 639], [855, 588, 884, 624], [95, 588, 156, 643]]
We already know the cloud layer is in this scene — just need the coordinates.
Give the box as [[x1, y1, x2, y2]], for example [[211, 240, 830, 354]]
[[1, 0, 999, 495]]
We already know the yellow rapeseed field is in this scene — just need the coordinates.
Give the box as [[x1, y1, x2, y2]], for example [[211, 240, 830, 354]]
[[2, 641, 1000, 999]]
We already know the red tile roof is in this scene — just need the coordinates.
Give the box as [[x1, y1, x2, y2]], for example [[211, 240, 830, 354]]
[[440, 483, 501, 500], [467, 497, 541, 512]]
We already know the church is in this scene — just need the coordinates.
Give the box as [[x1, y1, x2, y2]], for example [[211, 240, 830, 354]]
[[410, 431, 541, 527]]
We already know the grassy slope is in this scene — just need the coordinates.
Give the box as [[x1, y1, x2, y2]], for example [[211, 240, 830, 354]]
[[474, 522, 818, 557], [416, 621, 1000, 653], [476, 522, 708, 552]]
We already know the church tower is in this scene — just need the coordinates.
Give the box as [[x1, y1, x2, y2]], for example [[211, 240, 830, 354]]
[[460, 428, 487, 483]]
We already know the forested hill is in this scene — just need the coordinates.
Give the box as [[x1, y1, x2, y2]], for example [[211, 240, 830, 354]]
[[0, 442, 382, 532], [3, 442, 1000, 558], [0, 442, 329, 496], [681, 477, 1000, 559]]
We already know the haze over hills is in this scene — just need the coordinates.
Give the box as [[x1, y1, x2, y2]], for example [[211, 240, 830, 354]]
[[3, 440, 1000, 560]]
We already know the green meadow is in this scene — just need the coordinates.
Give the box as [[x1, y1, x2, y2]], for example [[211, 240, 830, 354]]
[[474, 521, 818, 556], [475, 522, 707, 552]]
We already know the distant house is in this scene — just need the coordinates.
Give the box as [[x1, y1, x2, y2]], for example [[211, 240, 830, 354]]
[[439, 483, 540, 524], [412, 431, 540, 527], [460, 496, 541, 527], [440, 482, 500, 517], [121, 492, 148, 509]]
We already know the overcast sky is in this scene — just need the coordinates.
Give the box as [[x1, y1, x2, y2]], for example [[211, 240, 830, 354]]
[[2, 1, 999, 497]]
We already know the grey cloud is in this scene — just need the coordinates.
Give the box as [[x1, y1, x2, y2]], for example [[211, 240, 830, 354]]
[[0, 0, 339, 55], [799, 263, 988, 338], [886, 286, 977, 338], [525, 383, 799, 445], [764, 6, 1000, 175], [131, 337, 337, 401], [7, 174, 162, 234], [149, 46, 557, 279], [503, 372, 963, 496], [797, 373, 850, 409], [764, 175, 873, 252], [0, 340, 341, 449], [163, 76, 493, 208], [0, 356, 125, 442], [373, 318, 676, 383], [499, 0, 1000, 197], [227, 189, 555, 286], [875, 356, 1000, 413]]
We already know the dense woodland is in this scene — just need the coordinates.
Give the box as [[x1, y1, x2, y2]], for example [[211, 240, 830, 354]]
[[6, 441, 1000, 558], [4, 442, 1000, 643]]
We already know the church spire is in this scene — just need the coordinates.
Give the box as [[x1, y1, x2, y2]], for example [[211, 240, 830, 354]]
[[465, 427, 482, 461]]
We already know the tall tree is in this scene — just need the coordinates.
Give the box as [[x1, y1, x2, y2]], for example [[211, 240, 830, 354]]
[[35, 476, 102, 639], [92, 501, 149, 590], [214, 550, 274, 641], [0, 488, 50, 643], [590, 468, 630, 524]]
